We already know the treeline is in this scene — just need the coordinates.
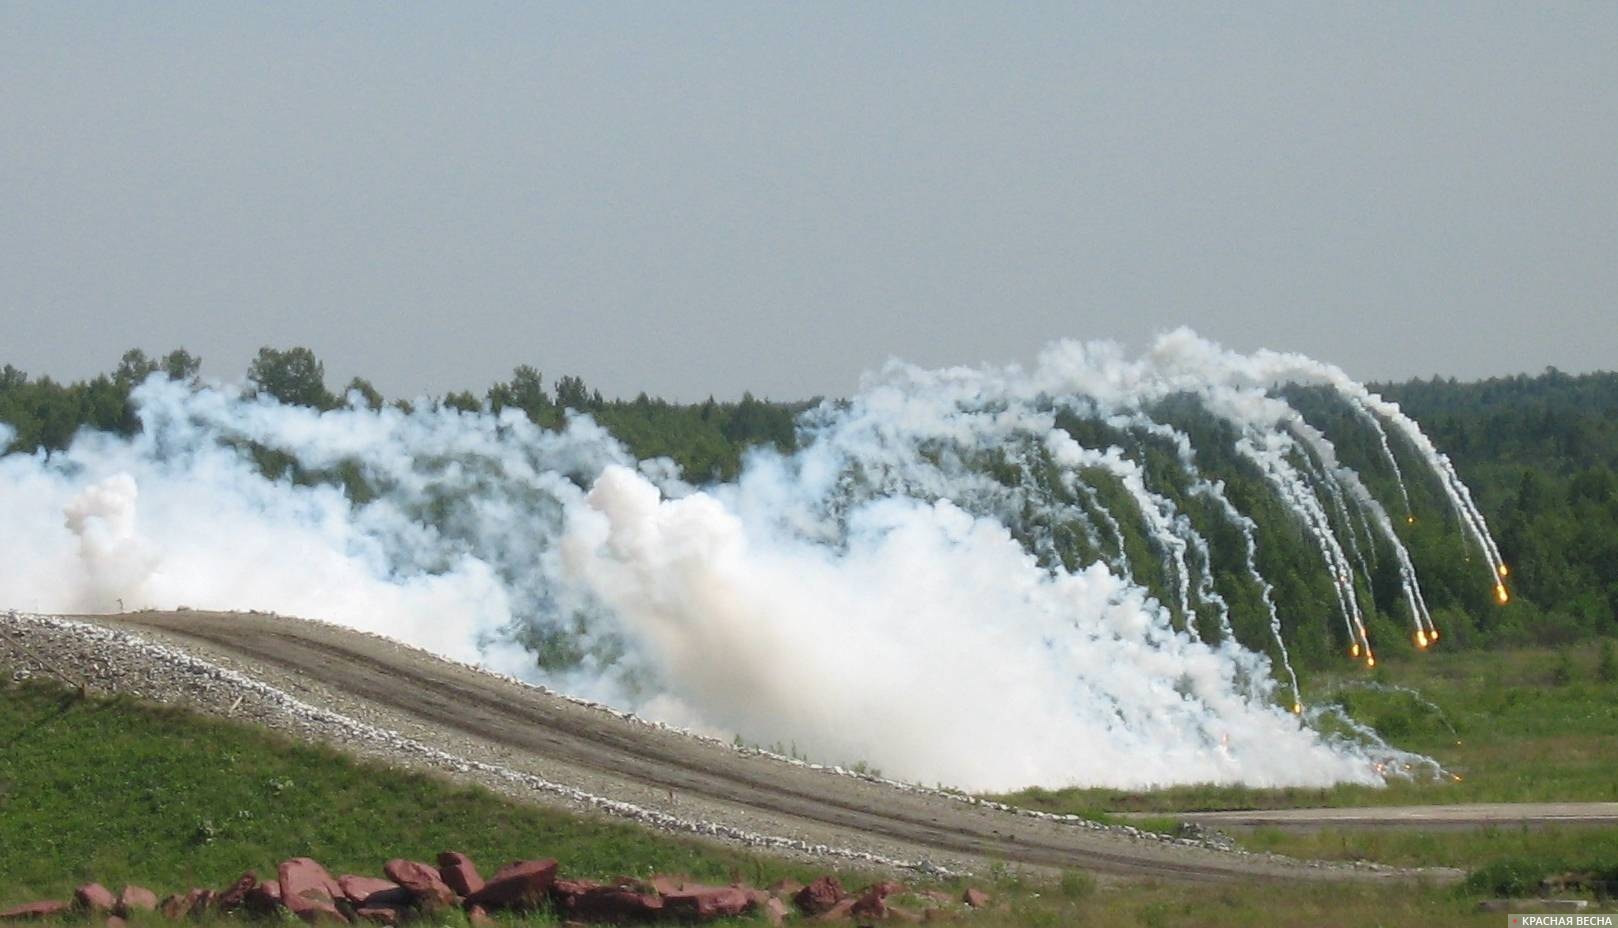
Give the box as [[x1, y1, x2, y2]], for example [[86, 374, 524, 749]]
[[0, 347, 803, 482], [1375, 369, 1618, 647], [3, 347, 1615, 656]]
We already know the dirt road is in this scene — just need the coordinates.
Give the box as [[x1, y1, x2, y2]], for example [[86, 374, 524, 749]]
[[1129, 804, 1618, 831], [49, 610, 1441, 883]]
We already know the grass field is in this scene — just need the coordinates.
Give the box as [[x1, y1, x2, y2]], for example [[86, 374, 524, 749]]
[[1233, 823, 1618, 871], [996, 642, 1618, 817], [0, 677, 854, 907], [2, 656, 1611, 926]]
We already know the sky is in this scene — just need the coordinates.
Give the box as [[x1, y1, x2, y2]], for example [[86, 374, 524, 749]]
[[3, 3, 1615, 402]]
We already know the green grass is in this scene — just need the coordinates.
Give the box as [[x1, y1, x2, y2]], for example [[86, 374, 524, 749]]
[[3, 664, 1611, 927], [0, 677, 860, 907], [1235, 824, 1618, 871], [977, 870, 1512, 928], [995, 642, 1618, 816]]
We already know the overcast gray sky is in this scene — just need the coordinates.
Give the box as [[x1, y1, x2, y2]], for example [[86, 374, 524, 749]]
[[3, 4, 1615, 401]]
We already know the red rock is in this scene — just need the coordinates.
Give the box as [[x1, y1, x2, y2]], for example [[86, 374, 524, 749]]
[[284, 891, 347, 925], [466, 859, 558, 910], [761, 896, 790, 927], [246, 880, 284, 913], [647, 874, 686, 895], [216, 872, 259, 912], [465, 904, 494, 928], [352, 906, 403, 925], [75, 883, 118, 913], [115, 886, 159, 916], [383, 859, 455, 909], [337, 876, 409, 908], [436, 852, 484, 897], [104, 917, 127, 928], [851, 880, 906, 920], [0, 900, 71, 921], [851, 890, 888, 920], [961, 887, 990, 909], [280, 858, 343, 903], [156, 892, 208, 918], [767, 878, 805, 899], [814, 896, 858, 921], [661, 885, 750, 919], [546, 878, 598, 916], [558, 885, 665, 922], [159, 889, 215, 921], [795, 876, 845, 916], [887, 905, 924, 923], [867, 881, 904, 900]]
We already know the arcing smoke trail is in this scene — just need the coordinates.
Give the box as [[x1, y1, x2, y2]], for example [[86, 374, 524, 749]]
[[0, 332, 1490, 791]]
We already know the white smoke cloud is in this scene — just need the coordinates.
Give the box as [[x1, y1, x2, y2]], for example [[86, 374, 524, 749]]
[[0, 332, 1466, 791]]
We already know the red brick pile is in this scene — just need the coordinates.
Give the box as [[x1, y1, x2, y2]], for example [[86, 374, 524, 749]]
[[0, 852, 993, 925]]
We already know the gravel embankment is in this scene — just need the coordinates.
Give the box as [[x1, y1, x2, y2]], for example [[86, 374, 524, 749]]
[[1, 609, 1444, 884]]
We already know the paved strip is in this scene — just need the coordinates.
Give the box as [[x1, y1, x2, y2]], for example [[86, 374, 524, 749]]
[[1130, 804, 1618, 831]]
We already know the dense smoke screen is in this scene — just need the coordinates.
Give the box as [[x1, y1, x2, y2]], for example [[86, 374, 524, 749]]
[[1, 330, 1490, 791]]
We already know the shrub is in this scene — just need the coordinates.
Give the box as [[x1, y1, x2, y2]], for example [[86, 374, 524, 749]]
[[1597, 640, 1617, 684], [1059, 869, 1097, 900], [1463, 859, 1544, 897], [1551, 653, 1576, 686]]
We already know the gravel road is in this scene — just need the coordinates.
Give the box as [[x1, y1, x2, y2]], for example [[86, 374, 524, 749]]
[[1, 609, 1455, 884], [1130, 804, 1618, 831]]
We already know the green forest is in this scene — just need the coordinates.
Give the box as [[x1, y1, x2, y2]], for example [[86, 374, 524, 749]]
[[3, 347, 1615, 668]]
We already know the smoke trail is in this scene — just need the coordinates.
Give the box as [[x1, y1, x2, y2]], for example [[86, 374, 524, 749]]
[[1101, 414, 1235, 641], [1045, 437, 1197, 633], [0, 333, 1495, 791], [1199, 335, 1509, 597], [1192, 481, 1302, 708]]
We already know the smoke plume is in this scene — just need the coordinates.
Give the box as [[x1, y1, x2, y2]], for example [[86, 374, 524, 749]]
[[1, 331, 1472, 791]]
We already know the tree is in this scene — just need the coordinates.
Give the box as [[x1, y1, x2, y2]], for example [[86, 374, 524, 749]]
[[161, 348, 201, 383], [344, 377, 384, 410], [113, 349, 159, 389], [554, 374, 591, 412], [1598, 640, 1617, 684], [487, 365, 548, 421], [247, 347, 332, 408], [1552, 652, 1576, 686]]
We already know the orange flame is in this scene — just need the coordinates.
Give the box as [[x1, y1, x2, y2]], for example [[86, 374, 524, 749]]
[[1414, 630, 1428, 649], [1495, 584, 1510, 605], [1498, 563, 1510, 578]]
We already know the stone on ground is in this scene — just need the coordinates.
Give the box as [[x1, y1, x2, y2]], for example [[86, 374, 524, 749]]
[[436, 852, 484, 897], [465, 859, 558, 910]]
